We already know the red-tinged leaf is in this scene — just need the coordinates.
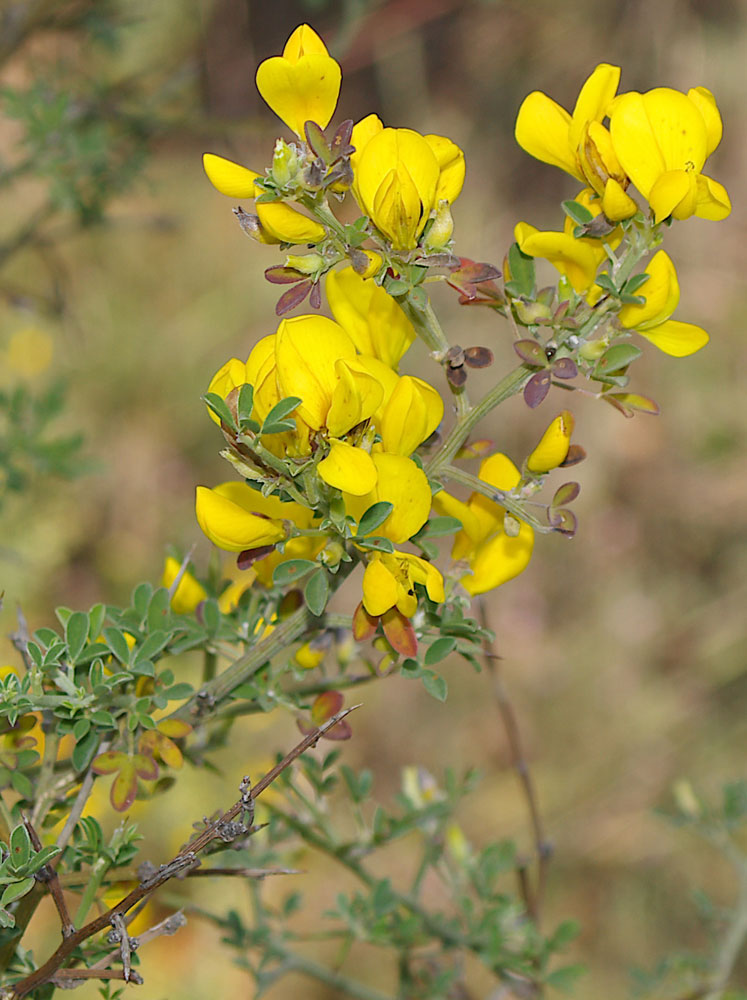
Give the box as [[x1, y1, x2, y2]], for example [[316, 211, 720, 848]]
[[552, 357, 578, 379], [157, 719, 192, 739], [309, 281, 322, 310], [322, 718, 352, 741], [381, 608, 418, 657], [452, 258, 501, 283], [330, 119, 354, 158], [237, 545, 276, 571], [463, 346, 493, 369], [276, 280, 312, 316], [138, 731, 158, 756], [92, 751, 127, 775], [414, 252, 460, 268], [553, 300, 570, 322], [552, 482, 580, 507], [601, 394, 634, 418], [311, 690, 344, 726], [352, 602, 378, 641], [548, 507, 578, 537], [560, 444, 586, 467], [134, 753, 160, 780], [524, 371, 551, 408], [446, 365, 467, 387], [513, 339, 546, 366], [304, 120, 330, 163], [264, 266, 306, 285], [607, 392, 660, 415], [111, 760, 138, 812], [155, 735, 183, 770]]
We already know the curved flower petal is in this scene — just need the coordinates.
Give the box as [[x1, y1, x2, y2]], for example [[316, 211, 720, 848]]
[[463, 525, 534, 596], [327, 358, 384, 438], [515, 224, 601, 292], [695, 174, 731, 221], [345, 453, 431, 543], [162, 557, 207, 614], [515, 91, 580, 178], [206, 357, 249, 424], [203, 153, 260, 198], [318, 441, 377, 494], [601, 178, 638, 221], [282, 24, 329, 61], [687, 86, 723, 156], [379, 375, 443, 455], [326, 266, 415, 367], [619, 251, 679, 329], [424, 134, 466, 203], [648, 169, 697, 222], [609, 92, 667, 197], [636, 318, 709, 357], [526, 411, 574, 474], [362, 555, 402, 617], [195, 485, 285, 552], [256, 200, 326, 244], [255, 49, 341, 136], [569, 63, 620, 149]]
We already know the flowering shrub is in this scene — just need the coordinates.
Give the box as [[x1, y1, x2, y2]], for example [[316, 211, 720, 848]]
[[0, 21, 743, 1000]]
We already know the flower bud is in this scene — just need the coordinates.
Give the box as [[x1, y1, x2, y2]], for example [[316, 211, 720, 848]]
[[424, 199, 454, 250], [272, 138, 299, 187], [284, 252, 325, 275], [526, 411, 574, 474]]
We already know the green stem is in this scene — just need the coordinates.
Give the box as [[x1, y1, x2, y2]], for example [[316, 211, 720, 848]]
[[278, 944, 395, 1000], [704, 839, 747, 1000], [426, 365, 532, 477], [74, 855, 110, 929], [441, 465, 550, 531]]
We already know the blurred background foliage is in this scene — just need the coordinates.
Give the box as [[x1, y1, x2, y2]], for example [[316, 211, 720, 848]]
[[0, 0, 746, 996]]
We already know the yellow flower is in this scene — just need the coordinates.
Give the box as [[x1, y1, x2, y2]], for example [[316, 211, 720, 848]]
[[205, 356, 249, 424], [325, 266, 416, 368], [195, 482, 286, 552], [5, 327, 54, 378], [434, 454, 534, 595], [378, 376, 443, 456], [618, 251, 708, 356], [362, 550, 444, 618], [161, 556, 208, 614], [526, 411, 574, 474], [255, 24, 341, 138], [345, 452, 432, 544], [353, 126, 465, 250], [514, 190, 619, 293], [202, 153, 325, 244], [515, 64, 637, 220], [609, 86, 730, 222]]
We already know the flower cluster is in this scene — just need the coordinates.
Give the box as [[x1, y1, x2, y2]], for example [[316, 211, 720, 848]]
[[192, 24, 730, 667]]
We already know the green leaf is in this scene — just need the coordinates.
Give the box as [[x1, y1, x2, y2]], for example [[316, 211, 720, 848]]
[[562, 199, 593, 226], [72, 731, 99, 772], [545, 963, 586, 993], [164, 683, 194, 701], [422, 670, 448, 702], [262, 396, 302, 431], [1, 878, 35, 907], [425, 637, 456, 666], [26, 846, 61, 875], [237, 383, 255, 429], [260, 420, 296, 435], [273, 559, 317, 587], [132, 582, 153, 619], [593, 343, 642, 377], [88, 603, 106, 640], [623, 271, 650, 294], [147, 587, 171, 631], [354, 536, 394, 553], [103, 627, 132, 665], [202, 391, 237, 431], [9, 825, 31, 871], [416, 516, 462, 539], [356, 501, 393, 537], [10, 770, 33, 799], [385, 279, 409, 296], [65, 611, 89, 663], [507, 243, 536, 298], [304, 569, 329, 617], [135, 629, 170, 665]]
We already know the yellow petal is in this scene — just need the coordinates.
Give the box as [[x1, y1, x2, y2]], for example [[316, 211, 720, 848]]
[[636, 319, 709, 357], [327, 358, 384, 437], [345, 453, 431, 543], [432, 490, 482, 542], [619, 250, 679, 329], [275, 315, 357, 429], [318, 441, 378, 495], [641, 88, 708, 173], [326, 266, 416, 367], [206, 357, 249, 425], [687, 86, 723, 156], [350, 114, 384, 207], [255, 52, 341, 136], [371, 163, 424, 250], [515, 91, 580, 178], [601, 178, 638, 221], [256, 200, 326, 243], [282, 24, 330, 62], [379, 375, 443, 455], [195, 486, 285, 552], [569, 64, 620, 149], [526, 410, 574, 474], [515, 225, 601, 293], [161, 557, 207, 614], [609, 92, 666, 197], [424, 134, 466, 203], [403, 553, 445, 604], [648, 169, 697, 222], [463, 524, 534, 596], [695, 174, 731, 221], [203, 153, 260, 198], [362, 556, 400, 617], [216, 481, 314, 528]]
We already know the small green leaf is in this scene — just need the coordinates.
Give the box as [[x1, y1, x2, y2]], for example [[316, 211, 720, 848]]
[[593, 343, 642, 376], [260, 420, 296, 435], [132, 582, 153, 619], [237, 383, 255, 428], [562, 199, 593, 226], [304, 569, 329, 617], [10, 825, 31, 870], [65, 611, 89, 663], [147, 588, 171, 631], [135, 630, 170, 665], [103, 627, 132, 665], [414, 516, 463, 539], [88, 603, 106, 640], [507, 243, 536, 298], [385, 278, 409, 296], [1, 878, 35, 907], [202, 392, 237, 431], [544, 963, 586, 993], [354, 536, 395, 553], [262, 396, 302, 431], [10, 770, 33, 798], [623, 271, 650, 294], [422, 670, 448, 702], [26, 846, 61, 875], [356, 501, 393, 537], [273, 559, 317, 586], [425, 637, 456, 666], [164, 683, 194, 701], [72, 731, 99, 772]]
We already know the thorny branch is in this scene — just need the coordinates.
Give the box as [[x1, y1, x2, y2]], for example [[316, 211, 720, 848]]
[[4, 704, 359, 999]]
